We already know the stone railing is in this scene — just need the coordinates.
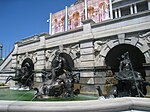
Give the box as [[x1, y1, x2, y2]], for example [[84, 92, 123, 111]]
[[0, 97, 150, 112]]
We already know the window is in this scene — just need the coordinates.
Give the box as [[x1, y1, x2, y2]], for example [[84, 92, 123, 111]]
[[137, 1, 148, 12], [121, 6, 130, 16]]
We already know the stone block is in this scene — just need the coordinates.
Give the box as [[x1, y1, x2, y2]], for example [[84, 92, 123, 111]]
[[146, 86, 150, 96], [80, 77, 94, 84], [80, 85, 98, 96], [0, 77, 7, 80], [80, 77, 90, 84], [118, 33, 125, 44], [36, 60, 45, 66], [11, 59, 17, 64], [80, 71, 94, 77], [94, 77, 106, 84], [0, 80, 6, 83], [100, 46, 110, 57], [106, 77, 118, 85], [37, 55, 45, 61], [39, 36, 45, 47], [95, 72, 106, 77], [140, 44, 149, 53], [145, 70, 150, 77], [12, 56, 17, 60], [18, 42, 39, 53], [35, 64, 45, 70], [95, 70, 114, 77], [145, 77, 150, 82], [80, 54, 94, 61], [79, 61, 94, 67], [8, 80, 15, 87], [83, 23, 92, 33], [80, 48, 94, 55], [100, 84, 115, 96], [95, 56, 105, 66], [80, 42, 93, 48], [81, 34, 94, 41], [95, 77, 117, 85], [37, 50, 45, 56], [0, 73, 15, 77], [87, 78, 94, 84], [131, 37, 138, 45], [145, 56, 150, 63], [107, 40, 115, 49]]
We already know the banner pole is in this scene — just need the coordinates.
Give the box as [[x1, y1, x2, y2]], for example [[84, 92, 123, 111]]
[[65, 6, 68, 32], [49, 13, 52, 35], [109, 0, 113, 19], [84, 0, 88, 20]]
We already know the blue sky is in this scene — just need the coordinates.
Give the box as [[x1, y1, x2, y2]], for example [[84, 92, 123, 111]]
[[0, 0, 75, 57]]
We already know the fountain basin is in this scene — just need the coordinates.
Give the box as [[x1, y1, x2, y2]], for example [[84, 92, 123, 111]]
[[0, 88, 150, 112], [0, 88, 98, 101], [0, 97, 150, 112]]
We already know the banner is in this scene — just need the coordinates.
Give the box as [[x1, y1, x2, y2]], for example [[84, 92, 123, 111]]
[[51, 10, 65, 34], [87, 0, 109, 23], [68, 2, 84, 30], [50, 0, 111, 35]]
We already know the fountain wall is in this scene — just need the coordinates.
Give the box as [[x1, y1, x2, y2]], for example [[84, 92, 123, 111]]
[[0, 10, 150, 96], [0, 97, 150, 112]]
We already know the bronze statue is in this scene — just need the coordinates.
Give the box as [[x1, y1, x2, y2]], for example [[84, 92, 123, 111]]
[[112, 52, 150, 97], [119, 52, 131, 72], [34, 52, 80, 98], [5, 62, 34, 89], [50, 51, 65, 84]]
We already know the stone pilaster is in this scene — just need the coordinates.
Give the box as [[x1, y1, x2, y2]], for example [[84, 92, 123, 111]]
[[79, 41, 95, 84], [118, 8, 121, 18], [95, 70, 117, 96], [148, 0, 150, 10], [79, 19, 95, 84], [115, 9, 118, 18], [11, 43, 18, 68], [11, 56, 18, 68], [34, 36, 46, 82], [130, 5, 134, 14], [134, 4, 137, 13]]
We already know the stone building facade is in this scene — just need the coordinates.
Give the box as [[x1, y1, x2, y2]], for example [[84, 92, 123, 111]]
[[0, 0, 150, 95]]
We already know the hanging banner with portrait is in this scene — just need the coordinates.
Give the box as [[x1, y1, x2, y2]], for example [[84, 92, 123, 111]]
[[51, 10, 65, 34], [87, 0, 109, 23], [68, 2, 84, 31], [50, 0, 111, 35]]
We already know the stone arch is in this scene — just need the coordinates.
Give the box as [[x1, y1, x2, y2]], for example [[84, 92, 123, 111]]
[[45, 45, 80, 69], [52, 52, 74, 72], [105, 44, 146, 73], [21, 58, 34, 84], [18, 52, 37, 68], [21, 58, 34, 71], [96, 36, 150, 67], [95, 37, 150, 78], [94, 36, 150, 96]]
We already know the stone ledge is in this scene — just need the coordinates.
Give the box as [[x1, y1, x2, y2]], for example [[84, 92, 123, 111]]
[[0, 97, 150, 112], [0, 86, 9, 89]]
